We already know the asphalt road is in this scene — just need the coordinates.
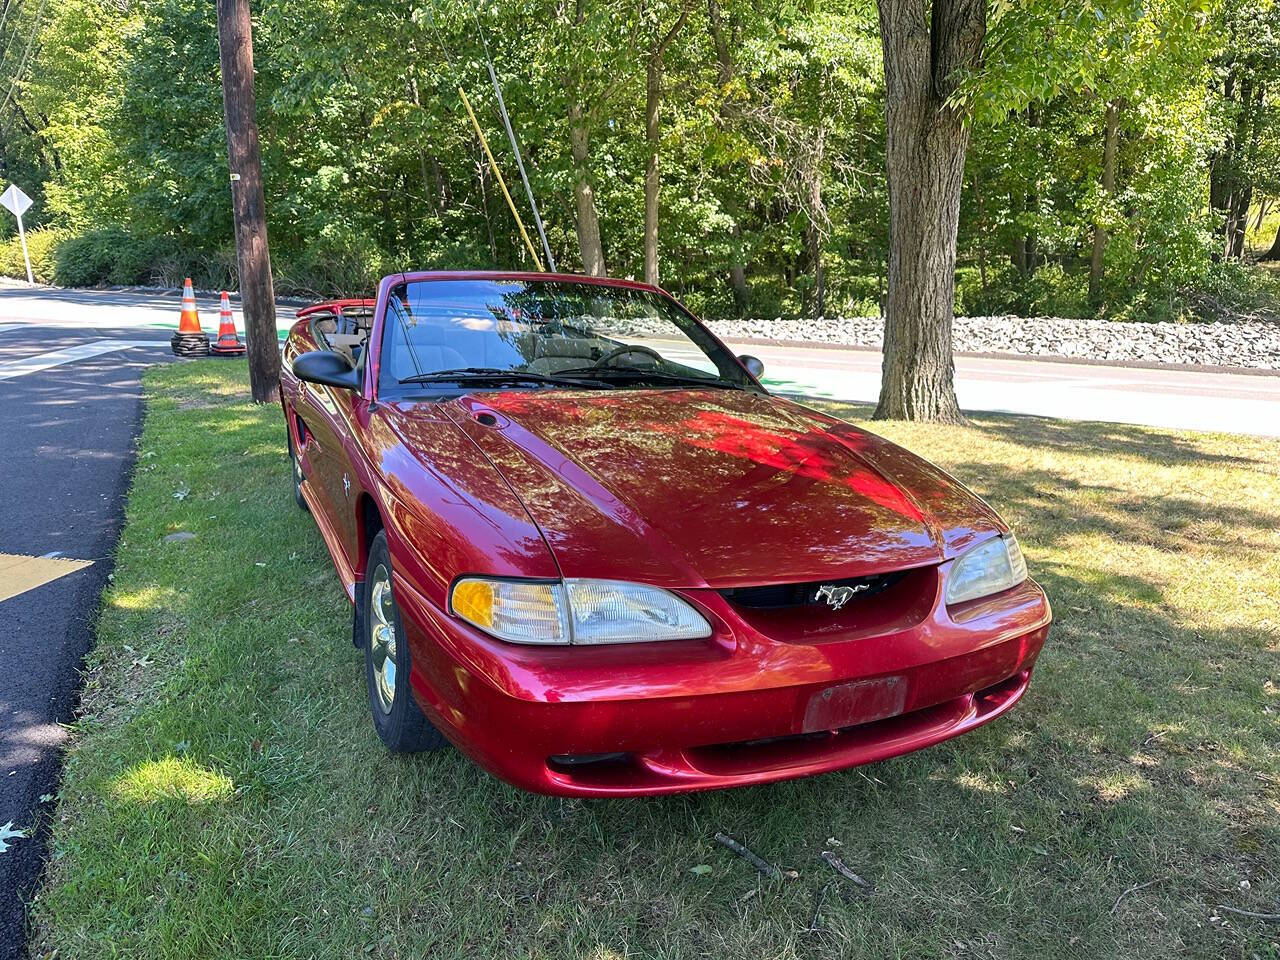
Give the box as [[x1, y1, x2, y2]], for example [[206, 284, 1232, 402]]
[[0, 319, 170, 959], [726, 338, 1280, 437]]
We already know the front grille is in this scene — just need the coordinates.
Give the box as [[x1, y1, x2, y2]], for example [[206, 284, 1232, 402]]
[[720, 571, 907, 610]]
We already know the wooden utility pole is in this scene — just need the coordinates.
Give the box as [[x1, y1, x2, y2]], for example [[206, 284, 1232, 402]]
[[217, 0, 279, 403]]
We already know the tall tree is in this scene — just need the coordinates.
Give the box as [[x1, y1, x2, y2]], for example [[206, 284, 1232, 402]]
[[874, 0, 984, 422], [559, 0, 643, 277], [704, 0, 750, 310], [1208, 1, 1280, 261], [1088, 97, 1122, 309], [641, 0, 691, 285]]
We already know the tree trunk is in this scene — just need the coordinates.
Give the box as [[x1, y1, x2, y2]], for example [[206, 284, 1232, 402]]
[[804, 131, 827, 317], [1089, 98, 1121, 311], [1211, 69, 1260, 261], [1226, 185, 1252, 259], [873, 0, 982, 423], [806, 219, 825, 316], [1253, 196, 1270, 232], [729, 223, 749, 311], [216, 0, 280, 403], [643, 55, 662, 285], [708, 0, 750, 311], [642, 4, 689, 287], [568, 100, 607, 276], [1261, 220, 1280, 261]]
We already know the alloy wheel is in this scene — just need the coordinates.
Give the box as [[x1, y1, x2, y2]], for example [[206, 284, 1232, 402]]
[[368, 562, 398, 714]]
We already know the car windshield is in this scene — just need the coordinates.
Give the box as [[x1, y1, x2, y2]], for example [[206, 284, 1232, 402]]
[[377, 278, 754, 395]]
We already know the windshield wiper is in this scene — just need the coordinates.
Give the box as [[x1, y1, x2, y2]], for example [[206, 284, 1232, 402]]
[[554, 366, 741, 389], [397, 367, 612, 389]]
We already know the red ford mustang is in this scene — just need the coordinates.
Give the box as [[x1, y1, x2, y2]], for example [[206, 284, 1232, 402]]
[[279, 272, 1051, 796]]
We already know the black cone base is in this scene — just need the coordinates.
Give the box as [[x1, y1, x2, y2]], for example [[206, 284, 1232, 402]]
[[171, 331, 210, 357], [211, 341, 246, 357]]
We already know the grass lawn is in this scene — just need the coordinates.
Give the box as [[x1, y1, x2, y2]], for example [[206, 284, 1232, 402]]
[[30, 362, 1280, 959]]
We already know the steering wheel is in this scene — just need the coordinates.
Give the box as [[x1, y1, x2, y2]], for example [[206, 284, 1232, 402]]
[[592, 344, 664, 368]]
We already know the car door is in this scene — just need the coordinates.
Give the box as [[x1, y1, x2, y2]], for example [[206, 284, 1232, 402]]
[[293, 319, 367, 566], [295, 374, 347, 507]]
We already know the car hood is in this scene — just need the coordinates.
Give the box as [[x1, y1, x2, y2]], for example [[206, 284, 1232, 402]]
[[444, 388, 1001, 590]]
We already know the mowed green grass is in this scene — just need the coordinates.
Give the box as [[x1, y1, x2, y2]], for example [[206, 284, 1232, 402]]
[[31, 362, 1280, 960]]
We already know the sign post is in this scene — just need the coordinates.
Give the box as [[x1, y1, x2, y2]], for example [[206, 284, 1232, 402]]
[[0, 184, 35, 283]]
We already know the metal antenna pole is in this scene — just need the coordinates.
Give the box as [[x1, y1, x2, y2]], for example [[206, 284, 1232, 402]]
[[469, 3, 556, 272], [460, 86, 544, 271], [485, 60, 556, 272]]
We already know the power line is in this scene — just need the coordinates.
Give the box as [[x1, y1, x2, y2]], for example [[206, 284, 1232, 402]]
[[0, 6, 24, 75], [0, 0, 21, 51], [0, 0, 46, 117]]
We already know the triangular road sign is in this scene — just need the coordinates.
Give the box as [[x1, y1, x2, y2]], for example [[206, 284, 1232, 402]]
[[1, 184, 33, 218]]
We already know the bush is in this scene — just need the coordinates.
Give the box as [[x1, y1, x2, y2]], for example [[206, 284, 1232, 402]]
[[52, 227, 180, 287], [0, 226, 64, 283], [1186, 258, 1280, 323], [273, 223, 385, 298]]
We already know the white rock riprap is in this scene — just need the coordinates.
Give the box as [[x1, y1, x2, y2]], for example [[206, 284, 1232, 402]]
[[704, 315, 1280, 370]]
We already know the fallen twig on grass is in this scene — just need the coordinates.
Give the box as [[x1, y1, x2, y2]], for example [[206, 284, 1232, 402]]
[[802, 884, 832, 933], [1110, 879, 1160, 915], [1215, 904, 1280, 923], [820, 850, 871, 889], [715, 832, 782, 880]]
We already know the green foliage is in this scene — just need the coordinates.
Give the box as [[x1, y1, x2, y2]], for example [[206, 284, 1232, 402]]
[[1191, 256, 1280, 321], [2, 0, 1277, 321], [0, 227, 65, 283], [53, 228, 176, 287]]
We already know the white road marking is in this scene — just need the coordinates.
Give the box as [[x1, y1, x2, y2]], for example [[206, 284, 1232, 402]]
[[0, 339, 165, 382]]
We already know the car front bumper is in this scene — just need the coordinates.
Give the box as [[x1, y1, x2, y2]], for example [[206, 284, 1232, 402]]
[[392, 573, 1050, 797]]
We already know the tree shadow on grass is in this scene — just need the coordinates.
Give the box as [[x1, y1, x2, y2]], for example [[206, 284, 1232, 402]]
[[947, 461, 1280, 556], [801, 396, 1268, 470]]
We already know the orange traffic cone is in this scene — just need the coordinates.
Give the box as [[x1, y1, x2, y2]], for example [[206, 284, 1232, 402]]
[[210, 291, 246, 357], [178, 278, 202, 332], [170, 277, 210, 357]]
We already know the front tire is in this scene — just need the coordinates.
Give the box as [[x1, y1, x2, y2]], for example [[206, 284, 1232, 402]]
[[362, 530, 448, 753]]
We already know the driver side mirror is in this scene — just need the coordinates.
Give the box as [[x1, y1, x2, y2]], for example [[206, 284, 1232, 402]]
[[739, 354, 765, 379], [293, 350, 361, 391]]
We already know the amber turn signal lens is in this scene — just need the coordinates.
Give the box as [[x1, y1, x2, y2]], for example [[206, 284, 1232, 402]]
[[450, 579, 495, 628]]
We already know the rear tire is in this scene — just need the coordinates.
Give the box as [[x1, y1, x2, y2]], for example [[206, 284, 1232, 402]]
[[362, 530, 448, 753], [287, 430, 309, 512]]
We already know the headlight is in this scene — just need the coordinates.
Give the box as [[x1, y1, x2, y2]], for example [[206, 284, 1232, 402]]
[[945, 533, 1028, 605], [450, 577, 712, 645], [450, 578, 571, 644]]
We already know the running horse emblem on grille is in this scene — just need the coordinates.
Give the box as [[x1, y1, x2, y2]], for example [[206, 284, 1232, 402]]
[[816, 583, 869, 611]]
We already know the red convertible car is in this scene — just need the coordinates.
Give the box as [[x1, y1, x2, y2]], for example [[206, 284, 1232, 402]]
[[280, 272, 1051, 796]]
